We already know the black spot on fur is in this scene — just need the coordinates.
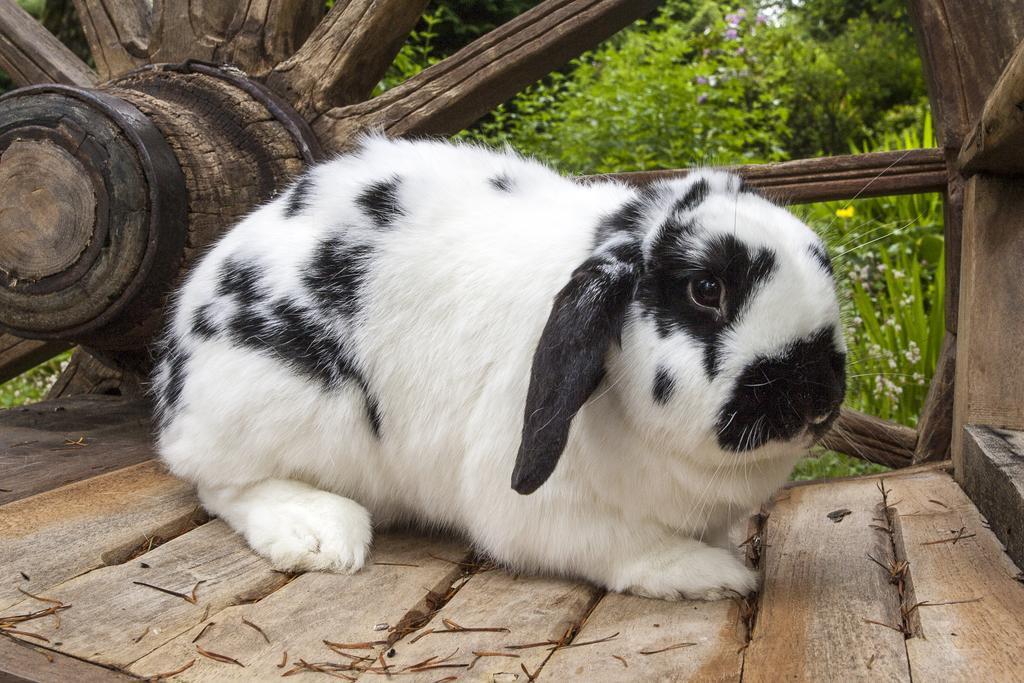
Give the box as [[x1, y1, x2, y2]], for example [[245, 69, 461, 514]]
[[653, 366, 675, 404], [594, 185, 662, 246], [154, 349, 187, 427], [303, 237, 373, 318], [364, 394, 382, 438], [285, 174, 313, 218], [218, 259, 264, 308], [808, 243, 834, 276], [356, 176, 403, 227], [489, 174, 515, 192], [640, 233, 777, 378], [672, 178, 710, 214], [191, 304, 218, 339], [716, 328, 846, 452]]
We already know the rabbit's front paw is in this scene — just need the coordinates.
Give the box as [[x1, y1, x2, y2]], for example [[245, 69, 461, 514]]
[[245, 491, 372, 574], [618, 542, 758, 601]]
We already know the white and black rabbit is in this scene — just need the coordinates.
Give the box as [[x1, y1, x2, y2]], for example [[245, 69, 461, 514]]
[[153, 135, 845, 601]]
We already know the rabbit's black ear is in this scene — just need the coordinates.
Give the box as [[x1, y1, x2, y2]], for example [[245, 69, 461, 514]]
[[512, 240, 642, 494]]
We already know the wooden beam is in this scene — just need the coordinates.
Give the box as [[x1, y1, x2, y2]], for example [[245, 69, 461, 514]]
[[951, 175, 1024, 468], [267, 0, 430, 117], [0, 637, 136, 683], [960, 426, 1024, 570], [0, 334, 69, 385], [0, 0, 97, 87], [71, 0, 150, 80], [593, 148, 947, 204], [914, 332, 956, 463], [820, 408, 917, 469], [959, 39, 1024, 175], [314, 0, 662, 152]]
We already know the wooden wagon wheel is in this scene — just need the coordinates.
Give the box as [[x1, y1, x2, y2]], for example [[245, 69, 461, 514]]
[[0, 0, 1008, 467]]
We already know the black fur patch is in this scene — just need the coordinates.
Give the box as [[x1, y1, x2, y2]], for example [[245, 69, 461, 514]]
[[191, 304, 218, 339], [303, 237, 373, 318], [672, 178, 710, 214], [218, 259, 265, 308], [285, 174, 313, 218], [356, 176, 403, 227], [154, 348, 187, 427], [808, 243, 834, 276], [716, 328, 845, 451], [653, 366, 675, 404], [489, 174, 515, 192], [594, 185, 661, 246], [640, 233, 777, 377], [513, 238, 643, 495]]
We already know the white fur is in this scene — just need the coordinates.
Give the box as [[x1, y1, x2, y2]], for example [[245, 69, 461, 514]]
[[154, 136, 842, 601]]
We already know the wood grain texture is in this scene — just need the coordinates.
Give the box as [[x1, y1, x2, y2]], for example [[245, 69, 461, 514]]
[[44, 348, 144, 401], [887, 468, 1024, 680], [914, 333, 956, 463], [951, 175, 1024, 467], [960, 39, 1024, 174], [0, 334, 69, 384], [960, 425, 1024, 570], [71, 0, 150, 80], [0, 637, 136, 683], [268, 0, 429, 116], [540, 592, 742, 681], [315, 0, 661, 151], [0, 460, 200, 612], [5, 520, 285, 668], [596, 148, 947, 205], [0, 395, 151, 505], [384, 567, 599, 681], [148, 0, 323, 77], [742, 478, 911, 681], [821, 407, 917, 469], [130, 533, 468, 680], [0, 0, 97, 87]]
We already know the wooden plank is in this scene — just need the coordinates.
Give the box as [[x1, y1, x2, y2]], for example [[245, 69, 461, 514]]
[[129, 533, 469, 680], [0, 0, 98, 88], [885, 468, 1024, 680], [0, 637, 136, 683], [381, 568, 599, 681], [960, 426, 1024, 569], [951, 175, 1024, 467], [0, 334, 69, 385], [595, 149, 947, 205], [742, 478, 911, 681], [960, 37, 1024, 174], [820, 407, 917, 469], [4, 520, 286, 669], [71, 0, 151, 80], [1, 396, 152, 505], [540, 593, 742, 681], [0, 460, 200, 612], [913, 333, 956, 463]]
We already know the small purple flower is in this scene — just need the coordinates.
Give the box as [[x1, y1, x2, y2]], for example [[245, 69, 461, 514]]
[[736, 46, 746, 55], [725, 28, 738, 39], [697, 93, 708, 104], [695, 76, 708, 85], [737, 8, 747, 17], [756, 12, 767, 25]]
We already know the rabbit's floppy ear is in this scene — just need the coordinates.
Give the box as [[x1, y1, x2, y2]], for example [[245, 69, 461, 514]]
[[512, 239, 642, 494]]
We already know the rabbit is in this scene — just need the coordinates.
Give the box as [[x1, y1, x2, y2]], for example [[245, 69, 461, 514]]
[[152, 135, 846, 601]]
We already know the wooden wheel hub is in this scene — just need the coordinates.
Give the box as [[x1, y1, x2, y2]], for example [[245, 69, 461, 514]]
[[0, 65, 316, 350]]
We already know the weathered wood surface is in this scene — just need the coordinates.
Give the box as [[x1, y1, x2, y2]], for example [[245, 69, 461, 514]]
[[951, 175, 1024, 467], [0, 334, 68, 384], [384, 566, 599, 681], [0, 0, 97, 87], [130, 534, 469, 680], [597, 148, 947, 205], [268, 0, 430, 116], [71, 0, 150, 80], [0, 395, 151, 505], [0, 637, 136, 683], [960, 426, 1024, 570], [315, 0, 662, 150], [913, 333, 956, 463], [541, 592, 743, 681], [44, 348, 143, 400], [820, 406, 917, 469], [960, 39, 1024, 174], [743, 477, 911, 681], [0, 460, 200, 612], [887, 468, 1024, 680]]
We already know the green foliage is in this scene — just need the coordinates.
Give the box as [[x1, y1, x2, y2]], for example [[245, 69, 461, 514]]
[[790, 449, 888, 481], [0, 352, 70, 408]]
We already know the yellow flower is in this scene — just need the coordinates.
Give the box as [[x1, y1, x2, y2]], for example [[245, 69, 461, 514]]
[[835, 206, 855, 219]]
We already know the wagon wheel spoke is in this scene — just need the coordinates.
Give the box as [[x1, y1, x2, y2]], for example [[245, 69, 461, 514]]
[[0, 0, 97, 86], [148, 0, 323, 78], [267, 0, 431, 117], [313, 0, 661, 153], [71, 0, 151, 80]]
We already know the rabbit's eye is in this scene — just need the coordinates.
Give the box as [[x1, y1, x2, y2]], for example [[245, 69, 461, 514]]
[[688, 275, 724, 311]]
